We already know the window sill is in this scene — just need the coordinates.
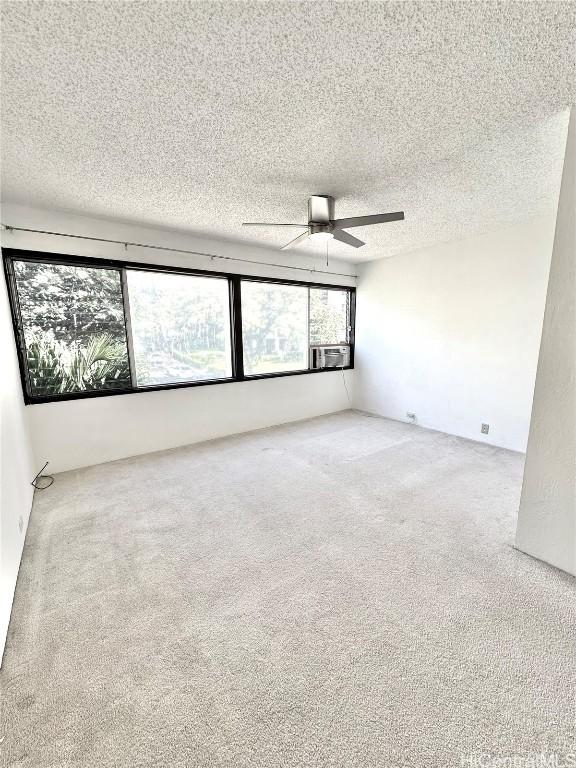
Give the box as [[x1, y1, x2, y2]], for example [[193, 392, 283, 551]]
[[25, 366, 355, 405]]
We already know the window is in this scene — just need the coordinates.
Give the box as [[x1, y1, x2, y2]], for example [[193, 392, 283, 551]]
[[241, 281, 309, 376], [127, 270, 232, 386], [241, 282, 352, 376], [12, 260, 130, 397], [309, 288, 350, 345], [5, 250, 355, 403]]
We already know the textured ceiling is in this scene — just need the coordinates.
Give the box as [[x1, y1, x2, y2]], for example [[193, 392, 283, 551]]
[[1, 1, 575, 262]]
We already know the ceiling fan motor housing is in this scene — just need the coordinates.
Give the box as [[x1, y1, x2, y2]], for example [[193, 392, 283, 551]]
[[308, 195, 335, 225]]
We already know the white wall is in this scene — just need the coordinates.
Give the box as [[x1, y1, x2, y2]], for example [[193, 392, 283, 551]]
[[516, 110, 576, 576], [0, 205, 355, 474], [0, 262, 36, 662], [27, 371, 352, 473], [353, 218, 556, 452]]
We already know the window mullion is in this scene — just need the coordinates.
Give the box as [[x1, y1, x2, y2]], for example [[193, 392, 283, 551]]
[[349, 290, 356, 365], [120, 268, 138, 389], [230, 276, 245, 380], [307, 287, 311, 370]]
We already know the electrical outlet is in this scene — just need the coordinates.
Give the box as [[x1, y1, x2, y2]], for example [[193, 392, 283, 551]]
[[407, 412, 416, 422], [481, 423, 490, 434], [18, 515, 24, 533]]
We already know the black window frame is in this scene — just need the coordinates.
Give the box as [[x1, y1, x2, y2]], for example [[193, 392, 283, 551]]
[[3, 248, 356, 405], [308, 284, 353, 348]]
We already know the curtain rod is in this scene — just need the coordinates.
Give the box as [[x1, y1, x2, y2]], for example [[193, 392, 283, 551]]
[[0, 224, 357, 280]]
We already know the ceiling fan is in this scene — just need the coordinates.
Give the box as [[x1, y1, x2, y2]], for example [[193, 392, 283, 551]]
[[242, 195, 404, 250]]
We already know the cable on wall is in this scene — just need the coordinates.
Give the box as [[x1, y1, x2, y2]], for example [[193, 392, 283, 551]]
[[341, 364, 353, 409], [1, 225, 357, 281], [340, 365, 386, 422]]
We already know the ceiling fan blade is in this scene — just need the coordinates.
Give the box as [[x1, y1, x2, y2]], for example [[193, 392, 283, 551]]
[[242, 222, 308, 228], [332, 229, 365, 248], [281, 230, 310, 250], [332, 211, 405, 229]]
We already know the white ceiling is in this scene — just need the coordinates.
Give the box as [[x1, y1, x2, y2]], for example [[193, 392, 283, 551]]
[[1, 1, 574, 262]]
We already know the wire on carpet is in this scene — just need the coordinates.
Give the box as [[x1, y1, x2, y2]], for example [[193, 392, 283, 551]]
[[31, 461, 54, 491]]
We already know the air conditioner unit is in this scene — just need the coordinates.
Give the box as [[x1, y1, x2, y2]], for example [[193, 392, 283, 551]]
[[309, 345, 350, 370]]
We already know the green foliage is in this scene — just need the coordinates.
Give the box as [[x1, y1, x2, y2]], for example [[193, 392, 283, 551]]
[[128, 272, 228, 355], [127, 271, 231, 384], [26, 332, 131, 396], [242, 283, 308, 371], [309, 290, 349, 346], [26, 334, 63, 393], [14, 260, 131, 396], [14, 261, 126, 345]]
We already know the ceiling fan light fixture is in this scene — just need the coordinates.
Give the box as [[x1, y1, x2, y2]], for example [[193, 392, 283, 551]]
[[309, 230, 333, 242]]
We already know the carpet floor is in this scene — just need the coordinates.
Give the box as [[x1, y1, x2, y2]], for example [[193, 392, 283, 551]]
[[1, 411, 574, 767]]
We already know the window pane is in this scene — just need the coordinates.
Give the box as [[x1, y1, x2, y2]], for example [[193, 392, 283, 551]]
[[127, 270, 231, 386], [13, 260, 130, 398], [241, 281, 308, 375], [309, 288, 350, 345]]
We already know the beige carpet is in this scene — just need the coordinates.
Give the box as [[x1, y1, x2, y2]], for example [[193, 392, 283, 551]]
[[1, 411, 574, 767]]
